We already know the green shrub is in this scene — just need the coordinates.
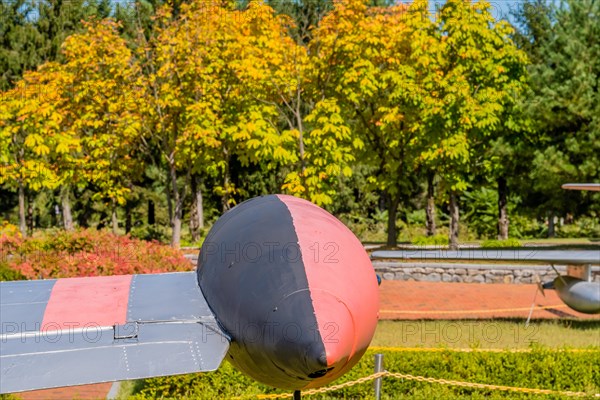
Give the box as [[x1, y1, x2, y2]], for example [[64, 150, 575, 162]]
[[1, 229, 192, 279], [129, 224, 171, 244], [343, 209, 388, 243], [462, 187, 499, 239], [130, 361, 266, 400], [129, 348, 599, 399], [0, 221, 20, 237], [556, 216, 600, 239], [462, 188, 544, 240], [0, 262, 25, 281], [406, 209, 426, 226], [0, 394, 21, 400], [508, 214, 546, 239], [481, 238, 522, 248], [411, 234, 449, 246]]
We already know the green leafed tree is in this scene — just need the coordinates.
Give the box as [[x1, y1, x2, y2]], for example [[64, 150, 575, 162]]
[[420, 0, 528, 248], [135, 1, 303, 247], [517, 0, 600, 236], [0, 67, 65, 235], [59, 20, 145, 233], [234, 3, 360, 207], [0, 0, 113, 91], [310, 0, 437, 246], [1, 20, 144, 235]]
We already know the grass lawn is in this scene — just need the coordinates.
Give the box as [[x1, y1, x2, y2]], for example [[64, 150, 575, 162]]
[[371, 319, 600, 350]]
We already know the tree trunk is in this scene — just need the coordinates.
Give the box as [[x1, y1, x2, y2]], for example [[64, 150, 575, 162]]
[[548, 212, 555, 238], [386, 193, 400, 247], [189, 174, 204, 242], [221, 175, 231, 213], [426, 172, 436, 236], [497, 176, 509, 240], [51, 203, 58, 227], [26, 192, 34, 235], [221, 151, 232, 213], [172, 213, 182, 249], [449, 191, 460, 250], [165, 182, 173, 228], [125, 202, 132, 234], [78, 197, 91, 228], [19, 183, 27, 236], [61, 186, 74, 231], [97, 211, 107, 230], [148, 200, 155, 225], [169, 164, 182, 249], [111, 200, 119, 234]]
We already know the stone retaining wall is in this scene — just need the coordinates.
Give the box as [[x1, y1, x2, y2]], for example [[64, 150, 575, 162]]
[[373, 261, 600, 284]]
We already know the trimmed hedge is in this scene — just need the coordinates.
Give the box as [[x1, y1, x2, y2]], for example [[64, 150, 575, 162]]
[[481, 239, 522, 248], [129, 348, 600, 399]]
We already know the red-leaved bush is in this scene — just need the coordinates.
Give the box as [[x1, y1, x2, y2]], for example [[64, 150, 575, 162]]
[[1, 228, 193, 279]]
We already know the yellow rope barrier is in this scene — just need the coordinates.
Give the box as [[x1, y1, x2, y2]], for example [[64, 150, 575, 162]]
[[232, 370, 599, 399], [385, 371, 600, 398], [254, 372, 388, 399], [379, 304, 569, 314]]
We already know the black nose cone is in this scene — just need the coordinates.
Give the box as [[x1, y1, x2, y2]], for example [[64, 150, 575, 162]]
[[305, 342, 329, 378], [264, 290, 328, 382]]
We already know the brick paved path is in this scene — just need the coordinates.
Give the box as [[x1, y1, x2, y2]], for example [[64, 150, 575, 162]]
[[17, 383, 112, 400], [379, 280, 600, 320], [16, 281, 599, 399]]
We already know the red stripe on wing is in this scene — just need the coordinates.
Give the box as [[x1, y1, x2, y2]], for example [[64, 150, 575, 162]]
[[41, 275, 133, 331]]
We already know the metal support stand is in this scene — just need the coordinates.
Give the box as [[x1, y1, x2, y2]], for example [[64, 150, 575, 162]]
[[526, 281, 540, 328], [567, 264, 592, 281], [293, 390, 301, 400], [374, 353, 384, 400]]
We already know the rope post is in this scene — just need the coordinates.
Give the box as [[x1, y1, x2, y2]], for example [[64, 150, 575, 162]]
[[293, 390, 301, 400], [374, 353, 384, 400]]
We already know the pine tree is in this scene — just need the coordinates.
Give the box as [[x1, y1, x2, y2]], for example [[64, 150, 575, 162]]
[[0, 0, 44, 90], [1, 0, 127, 90], [518, 0, 600, 230]]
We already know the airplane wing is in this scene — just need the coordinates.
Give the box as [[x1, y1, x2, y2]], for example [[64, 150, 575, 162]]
[[371, 249, 600, 265], [0, 272, 229, 394]]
